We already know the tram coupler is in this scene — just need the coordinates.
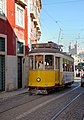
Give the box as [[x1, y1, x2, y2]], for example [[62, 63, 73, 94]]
[[28, 89, 48, 95]]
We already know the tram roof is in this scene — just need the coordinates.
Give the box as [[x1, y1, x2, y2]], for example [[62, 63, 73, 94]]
[[29, 41, 74, 60], [29, 47, 60, 53], [29, 48, 74, 60]]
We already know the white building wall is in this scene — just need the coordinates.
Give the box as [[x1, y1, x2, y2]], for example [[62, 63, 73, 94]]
[[5, 55, 17, 91]]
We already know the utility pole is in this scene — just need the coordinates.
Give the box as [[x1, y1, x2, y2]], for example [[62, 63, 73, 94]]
[[58, 28, 62, 45]]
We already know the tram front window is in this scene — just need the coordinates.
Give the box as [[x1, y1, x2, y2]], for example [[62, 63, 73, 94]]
[[35, 55, 43, 69], [45, 55, 54, 69]]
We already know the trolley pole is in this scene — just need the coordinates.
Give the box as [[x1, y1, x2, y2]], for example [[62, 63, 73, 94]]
[[58, 28, 62, 46]]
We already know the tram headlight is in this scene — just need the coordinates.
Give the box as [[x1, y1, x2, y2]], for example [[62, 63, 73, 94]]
[[36, 77, 41, 82]]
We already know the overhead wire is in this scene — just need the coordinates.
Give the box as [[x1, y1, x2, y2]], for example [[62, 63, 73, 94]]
[[41, 0, 84, 50], [42, 8, 61, 30], [43, 0, 84, 5], [41, 7, 64, 45], [41, 6, 84, 41], [40, 21, 58, 42]]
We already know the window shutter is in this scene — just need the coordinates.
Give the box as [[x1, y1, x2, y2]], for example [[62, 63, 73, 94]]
[[0, 0, 2, 13], [0, 0, 5, 16], [2, 0, 5, 14]]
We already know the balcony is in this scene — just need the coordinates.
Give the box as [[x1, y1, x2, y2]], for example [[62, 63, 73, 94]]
[[30, 4, 36, 19], [33, 18, 37, 25], [16, 0, 27, 6], [36, 19, 41, 31], [30, 4, 41, 32], [33, 16, 41, 32], [33, 18, 41, 32]]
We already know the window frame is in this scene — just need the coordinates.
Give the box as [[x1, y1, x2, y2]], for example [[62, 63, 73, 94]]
[[35, 55, 43, 70], [45, 55, 54, 70], [0, 0, 6, 20], [15, 3, 24, 28], [0, 37, 5, 52], [16, 39, 25, 56], [0, 34, 7, 55]]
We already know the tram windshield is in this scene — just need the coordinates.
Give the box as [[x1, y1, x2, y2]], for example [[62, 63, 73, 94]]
[[45, 55, 54, 69], [35, 55, 43, 69], [29, 55, 54, 70]]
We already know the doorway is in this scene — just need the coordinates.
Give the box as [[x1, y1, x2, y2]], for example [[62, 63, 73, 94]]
[[17, 56, 22, 89], [0, 55, 5, 91]]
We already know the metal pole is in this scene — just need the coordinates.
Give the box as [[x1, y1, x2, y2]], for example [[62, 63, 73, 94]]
[[58, 28, 61, 45]]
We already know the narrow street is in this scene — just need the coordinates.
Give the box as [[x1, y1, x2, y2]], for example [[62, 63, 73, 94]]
[[0, 1, 84, 120], [0, 80, 84, 120]]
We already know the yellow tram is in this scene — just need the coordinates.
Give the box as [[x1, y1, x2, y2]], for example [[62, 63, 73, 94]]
[[28, 41, 74, 94]]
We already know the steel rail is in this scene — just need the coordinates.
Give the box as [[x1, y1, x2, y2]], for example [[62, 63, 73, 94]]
[[12, 85, 80, 120], [0, 94, 43, 114], [51, 92, 83, 120]]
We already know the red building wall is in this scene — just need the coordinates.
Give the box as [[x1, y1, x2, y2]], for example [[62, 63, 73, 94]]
[[6, 0, 16, 55], [0, 19, 7, 35], [0, 0, 28, 55]]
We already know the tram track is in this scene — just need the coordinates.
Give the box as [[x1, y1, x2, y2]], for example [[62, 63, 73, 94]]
[[11, 85, 81, 120], [0, 84, 78, 115], [0, 93, 43, 114], [0, 85, 82, 120], [51, 92, 83, 120]]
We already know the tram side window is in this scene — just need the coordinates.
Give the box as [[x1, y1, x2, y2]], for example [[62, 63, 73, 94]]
[[63, 58, 67, 71], [45, 55, 54, 69], [67, 60, 69, 71], [29, 56, 33, 69], [70, 62, 74, 72], [63, 59, 74, 72], [35, 55, 43, 69], [68, 61, 74, 72]]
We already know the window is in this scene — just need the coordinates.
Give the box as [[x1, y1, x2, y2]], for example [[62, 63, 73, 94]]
[[0, 0, 5, 17], [0, 37, 5, 52], [35, 55, 43, 69], [63, 59, 74, 72], [45, 55, 54, 69], [63, 58, 67, 71], [16, 4, 24, 27], [29, 55, 33, 69], [17, 41, 24, 54]]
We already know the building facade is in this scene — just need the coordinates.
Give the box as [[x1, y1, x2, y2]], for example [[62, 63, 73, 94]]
[[0, 0, 28, 91], [69, 41, 84, 77], [69, 41, 84, 65], [29, 0, 42, 45]]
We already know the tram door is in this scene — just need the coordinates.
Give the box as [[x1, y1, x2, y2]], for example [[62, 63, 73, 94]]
[[55, 57, 60, 83], [17, 56, 22, 89], [0, 56, 5, 91]]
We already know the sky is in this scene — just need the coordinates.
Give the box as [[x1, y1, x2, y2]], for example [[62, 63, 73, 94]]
[[40, 0, 84, 51]]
